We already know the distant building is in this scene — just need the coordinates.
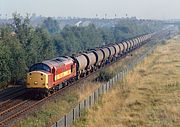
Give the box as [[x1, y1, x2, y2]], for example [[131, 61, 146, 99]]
[[81, 21, 91, 26], [75, 21, 82, 27]]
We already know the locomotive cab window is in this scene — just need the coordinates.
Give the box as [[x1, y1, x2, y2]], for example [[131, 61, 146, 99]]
[[29, 63, 51, 72]]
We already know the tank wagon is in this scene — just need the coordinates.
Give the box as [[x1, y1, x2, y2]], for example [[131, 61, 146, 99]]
[[71, 54, 88, 78], [112, 44, 120, 57], [107, 46, 116, 61], [100, 47, 110, 64], [82, 52, 96, 72], [27, 33, 154, 97], [91, 49, 104, 68], [118, 43, 125, 55]]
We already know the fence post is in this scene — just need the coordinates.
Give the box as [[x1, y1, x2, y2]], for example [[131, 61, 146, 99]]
[[98, 87, 100, 96], [79, 103, 81, 117], [94, 91, 96, 102], [115, 75, 117, 83], [89, 95, 91, 107], [65, 115, 67, 127], [122, 71, 124, 81], [106, 83, 108, 92], [84, 99, 86, 109], [117, 73, 120, 80], [104, 84, 106, 93], [73, 108, 75, 122], [100, 85, 103, 94], [120, 72, 123, 81]]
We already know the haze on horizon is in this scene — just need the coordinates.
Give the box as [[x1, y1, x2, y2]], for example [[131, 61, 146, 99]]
[[0, 0, 180, 20]]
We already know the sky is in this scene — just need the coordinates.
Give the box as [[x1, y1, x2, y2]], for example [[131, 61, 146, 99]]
[[0, 0, 180, 19]]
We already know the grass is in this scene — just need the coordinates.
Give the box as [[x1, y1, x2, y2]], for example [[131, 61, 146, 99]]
[[15, 41, 154, 127], [73, 36, 180, 127], [16, 82, 101, 127]]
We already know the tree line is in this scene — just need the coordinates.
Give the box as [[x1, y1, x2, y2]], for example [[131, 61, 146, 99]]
[[0, 14, 163, 88]]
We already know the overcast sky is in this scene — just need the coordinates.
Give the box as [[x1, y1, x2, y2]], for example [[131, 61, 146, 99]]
[[0, 0, 179, 19]]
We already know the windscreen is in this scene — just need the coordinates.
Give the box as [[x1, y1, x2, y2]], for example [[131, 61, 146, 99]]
[[29, 63, 51, 72]]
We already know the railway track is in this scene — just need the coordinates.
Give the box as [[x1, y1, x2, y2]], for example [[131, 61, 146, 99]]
[[0, 90, 27, 104], [0, 87, 22, 97], [0, 92, 28, 112], [0, 99, 37, 126], [0, 40, 156, 127], [0, 87, 26, 102]]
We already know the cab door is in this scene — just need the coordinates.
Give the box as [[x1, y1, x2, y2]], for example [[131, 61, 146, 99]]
[[52, 67, 56, 82]]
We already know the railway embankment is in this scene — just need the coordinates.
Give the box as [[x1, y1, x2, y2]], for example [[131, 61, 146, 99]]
[[73, 36, 180, 127]]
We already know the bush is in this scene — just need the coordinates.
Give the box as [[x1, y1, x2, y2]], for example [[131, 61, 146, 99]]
[[97, 70, 114, 82]]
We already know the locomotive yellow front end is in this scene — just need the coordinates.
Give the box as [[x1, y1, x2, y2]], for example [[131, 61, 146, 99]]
[[27, 71, 49, 89]]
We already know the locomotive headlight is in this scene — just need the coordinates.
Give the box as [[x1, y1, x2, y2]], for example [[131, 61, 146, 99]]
[[34, 81, 38, 85], [29, 77, 32, 80]]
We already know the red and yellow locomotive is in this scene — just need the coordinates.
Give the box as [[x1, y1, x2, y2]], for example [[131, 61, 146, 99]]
[[27, 56, 76, 96]]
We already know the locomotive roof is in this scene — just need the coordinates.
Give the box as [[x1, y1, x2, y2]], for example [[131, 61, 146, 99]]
[[42, 56, 73, 68]]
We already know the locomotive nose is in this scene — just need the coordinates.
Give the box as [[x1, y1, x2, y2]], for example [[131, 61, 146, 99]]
[[27, 71, 48, 88]]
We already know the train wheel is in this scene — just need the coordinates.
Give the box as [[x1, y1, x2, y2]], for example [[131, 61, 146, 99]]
[[50, 90, 54, 94]]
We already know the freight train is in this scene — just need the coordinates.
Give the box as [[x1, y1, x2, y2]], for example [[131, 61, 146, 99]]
[[26, 33, 154, 97]]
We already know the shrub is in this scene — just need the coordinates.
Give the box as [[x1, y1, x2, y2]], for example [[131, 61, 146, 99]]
[[97, 70, 114, 82]]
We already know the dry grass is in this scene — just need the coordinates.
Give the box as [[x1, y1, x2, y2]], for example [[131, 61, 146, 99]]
[[77, 82, 101, 101], [15, 81, 101, 127], [73, 36, 180, 127]]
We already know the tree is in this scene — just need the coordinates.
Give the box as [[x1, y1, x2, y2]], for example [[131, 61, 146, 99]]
[[12, 13, 31, 47], [52, 34, 67, 56], [0, 25, 26, 85], [0, 41, 11, 87], [42, 17, 59, 34]]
